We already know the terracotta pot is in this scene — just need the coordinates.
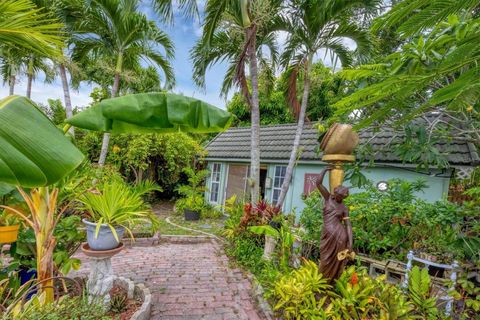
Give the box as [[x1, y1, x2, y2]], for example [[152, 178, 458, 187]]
[[0, 225, 20, 243], [319, 123, 359, 155]]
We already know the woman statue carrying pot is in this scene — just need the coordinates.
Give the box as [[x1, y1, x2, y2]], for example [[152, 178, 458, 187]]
[[316, 167, 355, 280]]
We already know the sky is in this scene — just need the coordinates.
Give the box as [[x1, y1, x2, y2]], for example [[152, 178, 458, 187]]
[[0, 0, 230, 109]]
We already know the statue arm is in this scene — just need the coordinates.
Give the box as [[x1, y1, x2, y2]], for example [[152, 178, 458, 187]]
[[316, 167, 331, 200]]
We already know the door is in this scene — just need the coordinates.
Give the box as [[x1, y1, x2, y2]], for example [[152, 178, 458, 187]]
[[225, 164, 248, 202]]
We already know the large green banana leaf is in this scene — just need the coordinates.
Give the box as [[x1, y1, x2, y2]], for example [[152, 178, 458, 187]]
[[66, 93, 233, 133], [0, 96, 85, 187]]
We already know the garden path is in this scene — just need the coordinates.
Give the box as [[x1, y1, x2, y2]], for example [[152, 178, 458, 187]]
[[73, 238, 264, 320]]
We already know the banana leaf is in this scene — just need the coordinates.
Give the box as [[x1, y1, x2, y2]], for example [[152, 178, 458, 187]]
[[66, 93, 233, 133], [0, 96, 85, 187]]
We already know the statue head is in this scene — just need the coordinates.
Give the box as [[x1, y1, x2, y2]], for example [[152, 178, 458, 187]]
[[332, 185, 349, 202]]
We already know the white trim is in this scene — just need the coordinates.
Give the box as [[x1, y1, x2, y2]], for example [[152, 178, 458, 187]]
[[209, 162, 222, 204], [223, 163, 229, 209], [271, 165, 287, 205]]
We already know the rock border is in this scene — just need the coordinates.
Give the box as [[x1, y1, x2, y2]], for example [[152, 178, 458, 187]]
[[246, 274, 275, 320], [113, 276, 152, 320]]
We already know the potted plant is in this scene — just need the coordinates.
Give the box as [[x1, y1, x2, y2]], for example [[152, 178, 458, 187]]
[[176, 167, 208, 221], [0, 209, 21, 244], [78, 181, 159, 251]]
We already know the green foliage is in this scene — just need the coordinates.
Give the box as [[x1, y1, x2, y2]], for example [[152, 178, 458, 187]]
[[0, 96, 84, 188], [109, 291, 128, 314], [299, 190, 324, 244], [407, 266, 438, 319], [268, 260, 331, 320], [78, 132, 205, 196], [344, 179, 476, 263], [249, 224, 294, 271], [8, 215, 83, 275], [175, 167, 209, 213], [328, 266, 414, 320], [78, 180, 160, 241], [335, 13, 480, 146], [4, 294, 110, 320]]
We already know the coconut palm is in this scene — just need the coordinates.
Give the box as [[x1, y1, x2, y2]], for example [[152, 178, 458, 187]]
[[275, 0, 379, 207], [192, 0, 282, 203], [0, 0, 63, 57], [74, 0, 175, 166]]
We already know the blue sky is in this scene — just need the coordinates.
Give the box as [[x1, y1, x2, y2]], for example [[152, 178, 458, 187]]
[[0, 1, 230, 109]]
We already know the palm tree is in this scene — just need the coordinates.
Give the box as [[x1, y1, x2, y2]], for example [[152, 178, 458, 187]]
[[74, 0, 175, 166], [0, 46, 24, 95], [25, 54, 55, 98], [275, 0, 378, 208], [192, 0, 282, 203], [0, 0, 63, 58]]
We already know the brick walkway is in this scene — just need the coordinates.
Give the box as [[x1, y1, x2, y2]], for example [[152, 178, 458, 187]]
[[74, 238, 264, 320]]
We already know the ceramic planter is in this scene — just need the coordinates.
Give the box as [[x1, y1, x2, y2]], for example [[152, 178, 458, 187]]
[[184, 209, 200, 221], [0, 225, 20, 243], [83, 219, 125, 251]]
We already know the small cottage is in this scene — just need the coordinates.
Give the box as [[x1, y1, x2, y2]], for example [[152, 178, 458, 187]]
[[204, 123, 479, 216]]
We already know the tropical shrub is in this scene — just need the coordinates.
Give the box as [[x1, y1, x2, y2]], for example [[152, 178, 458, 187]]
[[268, 260, 331, 319], [406, 266, 438, 319], [342, 179, 476, 263], [240, 200, 281, 228], [3, 294, 110, 320], [78, 132, 205, 196], [328, 266, 414, 320]]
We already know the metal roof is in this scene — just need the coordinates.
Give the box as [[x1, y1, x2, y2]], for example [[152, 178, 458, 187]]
[[205, 123, 479, 166]]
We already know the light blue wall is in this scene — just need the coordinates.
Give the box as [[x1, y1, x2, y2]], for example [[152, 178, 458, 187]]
[[206, 161, 452, 219], [285, 164, 451, 219]]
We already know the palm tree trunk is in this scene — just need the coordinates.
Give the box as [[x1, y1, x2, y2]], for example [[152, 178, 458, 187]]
[[9, 74, 15, 95], [26, 74, 33, 98], [26, 57, 33, 98], [276, 55, 313, 208], [247, 27, 261, 203], [59, 63, 74, 136], [98, 71, 120, 167]]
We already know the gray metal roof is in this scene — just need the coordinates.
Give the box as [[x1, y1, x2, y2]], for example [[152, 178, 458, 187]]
[[205, 123, 479, 166]]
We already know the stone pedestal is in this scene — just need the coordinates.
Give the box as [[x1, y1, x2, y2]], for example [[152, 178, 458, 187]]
[[81, 242, 124, 307], [263, 235, 277, 261], [87, 257, 115, 306]]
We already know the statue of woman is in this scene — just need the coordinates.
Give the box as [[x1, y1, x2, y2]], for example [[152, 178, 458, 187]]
[[316, 167, 354, 280]]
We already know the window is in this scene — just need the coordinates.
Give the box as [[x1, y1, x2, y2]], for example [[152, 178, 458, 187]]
[[209, 163, 222, 203], [271, 165, 287, 205]]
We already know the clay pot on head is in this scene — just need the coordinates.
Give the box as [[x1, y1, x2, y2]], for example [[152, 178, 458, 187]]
[[319, 123, 359, 155]]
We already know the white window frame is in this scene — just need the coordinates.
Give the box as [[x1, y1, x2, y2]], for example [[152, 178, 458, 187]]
[[271, 165, 287, 205], [209, 163, 222, 204]]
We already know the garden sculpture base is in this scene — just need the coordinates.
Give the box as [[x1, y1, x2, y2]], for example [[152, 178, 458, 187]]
[[81, 242, 124, 307]]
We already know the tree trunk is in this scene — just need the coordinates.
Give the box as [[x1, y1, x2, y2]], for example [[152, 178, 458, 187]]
[[276, 55, 313, 208], [26, 74, 33, 99], [98, 71, 120, 167], [59, 63, 74, 136], [9, 74, 15, 95], [247, 28, 261, 204]]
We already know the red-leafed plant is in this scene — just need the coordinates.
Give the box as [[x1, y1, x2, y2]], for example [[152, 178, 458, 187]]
[[240, 200, 281, 227]]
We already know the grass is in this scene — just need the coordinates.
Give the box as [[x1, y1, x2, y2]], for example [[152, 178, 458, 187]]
[[169, 214, 225, 237]]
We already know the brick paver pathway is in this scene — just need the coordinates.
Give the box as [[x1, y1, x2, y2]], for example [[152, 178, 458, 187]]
[[74, 239, 264, 320]]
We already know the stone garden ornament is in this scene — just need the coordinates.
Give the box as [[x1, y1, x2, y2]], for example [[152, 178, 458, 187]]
[[316, 123, 359, 280]]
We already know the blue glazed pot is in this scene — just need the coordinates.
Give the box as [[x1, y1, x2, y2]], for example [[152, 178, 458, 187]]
[[82, 219, 125, 251]]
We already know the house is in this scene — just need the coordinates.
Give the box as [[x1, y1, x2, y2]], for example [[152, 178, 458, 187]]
[[204, 123, 479, 217]]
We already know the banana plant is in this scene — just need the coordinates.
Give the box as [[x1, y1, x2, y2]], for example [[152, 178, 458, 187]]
[[0, 93, 232, 303]]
